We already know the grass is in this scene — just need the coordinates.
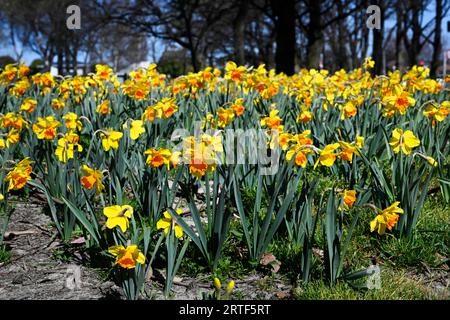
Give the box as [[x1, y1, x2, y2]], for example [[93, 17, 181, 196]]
[[293, 267, 443, 300], [0, 244, 11, 264], [175, 192, 448, 300]]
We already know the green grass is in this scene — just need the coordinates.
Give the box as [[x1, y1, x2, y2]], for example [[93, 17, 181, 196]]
[[0, 244, 11, 264], [293, 268, 443, 300]]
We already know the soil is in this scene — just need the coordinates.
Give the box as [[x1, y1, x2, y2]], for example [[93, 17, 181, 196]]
[[0, 202, 292, 300]]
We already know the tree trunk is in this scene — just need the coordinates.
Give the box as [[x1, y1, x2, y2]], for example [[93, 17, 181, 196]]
[[306, 0, 323, 69], [271, 0, 296, 75], [233, 0, 249, 65], [407, 0, 422, 66], [430, 0, 442, 77], [371, 0, 385, 74], [336, 1, 349, 70], [395, 1, 403, 70]]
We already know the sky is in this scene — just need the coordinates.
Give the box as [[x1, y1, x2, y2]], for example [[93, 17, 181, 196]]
[[0, 5, 448, 66]]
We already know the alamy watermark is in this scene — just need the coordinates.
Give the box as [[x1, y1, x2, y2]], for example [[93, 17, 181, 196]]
[[366, 265, 381, 289], [66, 5, 81, 30], [66, 265, 82, 290], [366, 5, 381, 30], [171, 122, 280, 175]]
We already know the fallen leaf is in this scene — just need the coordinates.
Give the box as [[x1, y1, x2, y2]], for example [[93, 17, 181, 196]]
[[260, 252, 276, 265], [70, 237, 86, 244]]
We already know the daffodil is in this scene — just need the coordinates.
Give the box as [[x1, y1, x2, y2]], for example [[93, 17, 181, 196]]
[[129, 120, 145, 140], [32, 116, 61, 140], [286, 149, 308, 167], [226, 280, 235, 294], [389, 128, 420, 155], [363, 57, 375, 69], [297, 107, 313, 123], [156, 208, 183, 238], [341, 190, 356, 211], [80, 165, 105, 193], [144, 148, 172, 169], [95, 64, 113, 81], [338, 141, 357, 163], [55, 133, 83, 163], [100, 129, 123, 151], [260, 109, 283, 131], [341, 100, 357, 119], [19, 98, 37, 113], [157, 98, 178, 119], [52, 99, 65, 110], [382, 85, 416, 116], [96, 100, 111, 115], [63, 112, 83, 132], [108, 244, 145, 269], [370, 202, 404, 235], [314, 143, 340, 168], [5, 158, 33, 191], [103, 205, 134, 232], [214, 277, 222, 290], [217, 107, 235, 128], [6, 129, 20, 147], [1, 112, 28, 130], [225, 61, 247, 82], [231, 98, 245, 116]]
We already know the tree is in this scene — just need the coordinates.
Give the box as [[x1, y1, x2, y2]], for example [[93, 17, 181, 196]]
[[270, 0, 296, 74]]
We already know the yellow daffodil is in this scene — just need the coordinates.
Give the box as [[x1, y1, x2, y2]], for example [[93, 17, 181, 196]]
[[389, 128, 420, 155], [1, 112, 28, 130], [5, 158, 33, 191], [225, 61, 247, 83], [214, 277, 222, 290], [297, 107, 313, 123], [96, 100, 111, 115], [382, 85, 416, 116], [55, 133, 83, 163], [108, 244, 145, 269], [231, 98, 245, 116], [95, 64, 113, 81], [100, 129, 123, 151], [32, 116, 61, 140], [103, 205, 134, 232], [80, 165, 105, 193], [6, 129, 20, 147], [341, 190, 356, 211], [286, 149, 308, 167], [19, 98, 37, 113], [261, 109, 283, 131], [156, 208, 183, 238], [370, 202, 404, 235], [314, 143, 340, 168], [63, 112, 83, 132], [144, 148, 172, 169], [52, 99, 65, 110], [217, 107, 235, 128], [129, 120, 145, 140]]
